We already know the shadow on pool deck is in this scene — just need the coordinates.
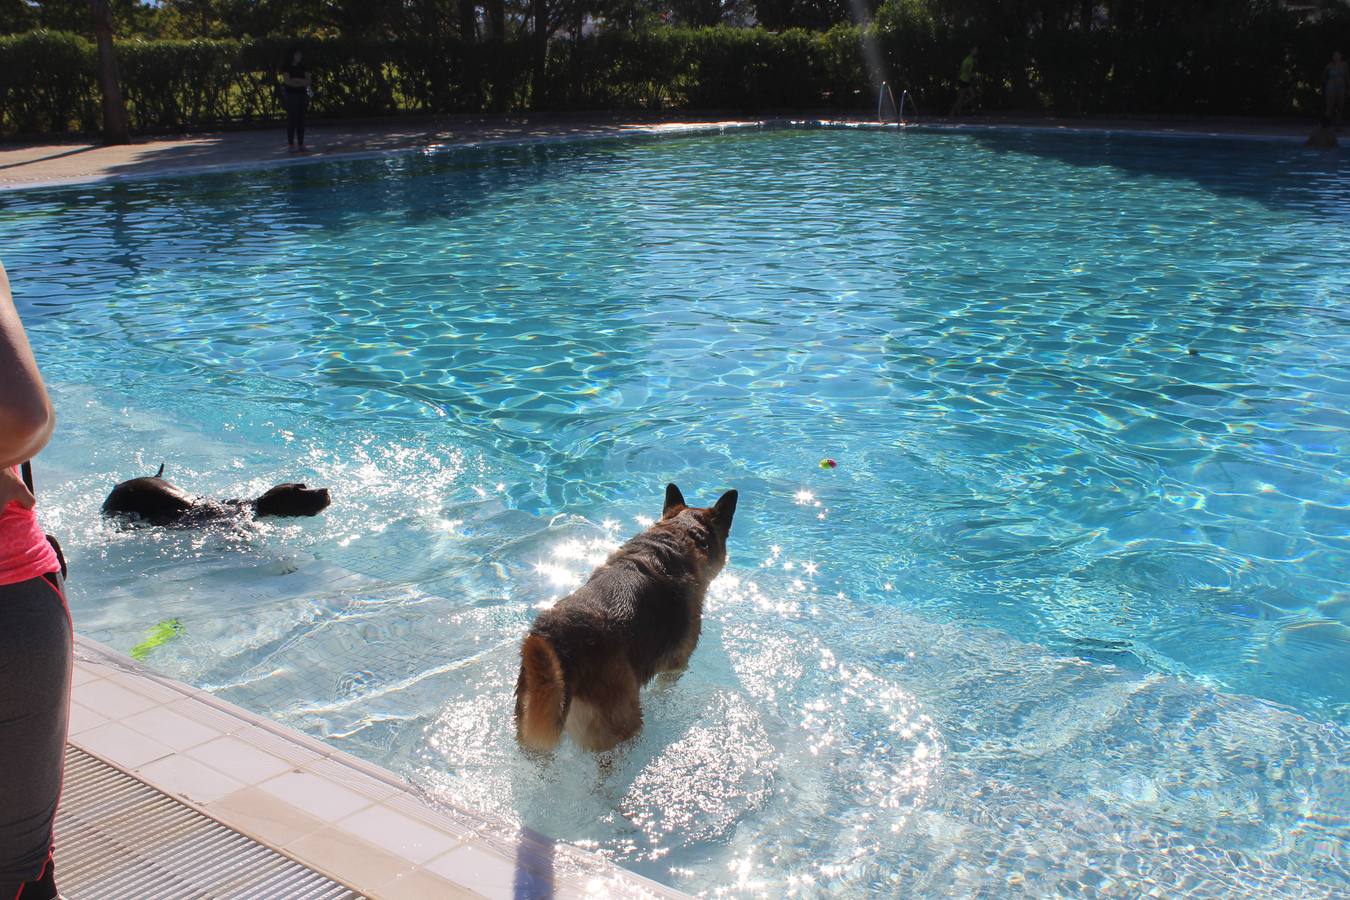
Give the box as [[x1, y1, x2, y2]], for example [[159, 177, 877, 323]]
[[515, 829, 557, 899], [0, 144, 100, 171]]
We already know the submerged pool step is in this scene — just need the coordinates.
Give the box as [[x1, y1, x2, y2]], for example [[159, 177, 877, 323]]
[[55, 744, 362, 900]]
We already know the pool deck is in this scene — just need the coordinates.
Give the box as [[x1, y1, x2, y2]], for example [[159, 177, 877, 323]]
[[0, 111, 1318, 191], [65, 635, 680, 899]]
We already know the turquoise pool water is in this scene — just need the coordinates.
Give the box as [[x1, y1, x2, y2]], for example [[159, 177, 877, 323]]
[[4, 127, 1347, 895]]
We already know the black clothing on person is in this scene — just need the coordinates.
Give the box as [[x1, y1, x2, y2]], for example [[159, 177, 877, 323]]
[[285, 91, 308, 147], [284, 63, 308, 95]]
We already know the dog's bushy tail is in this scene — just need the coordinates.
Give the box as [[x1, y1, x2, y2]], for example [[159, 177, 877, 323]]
[[515, 633, 567, 752]]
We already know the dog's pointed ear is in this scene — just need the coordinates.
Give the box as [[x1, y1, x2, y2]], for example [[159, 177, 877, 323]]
[[663, 483, 686, 517], [712, 490, 737, 528], [155, 463, 165, 478]]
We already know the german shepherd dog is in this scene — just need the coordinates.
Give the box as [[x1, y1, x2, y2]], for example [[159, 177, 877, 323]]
[[515, 484, 737, 754]]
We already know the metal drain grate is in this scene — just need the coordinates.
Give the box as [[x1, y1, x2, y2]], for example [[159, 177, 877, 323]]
[[54, 745, 364, 900]]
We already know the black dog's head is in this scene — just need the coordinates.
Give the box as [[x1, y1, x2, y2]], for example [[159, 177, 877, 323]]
[[253, 483, 331, 518], [101, 467, 196, 525], [656, 483, 737, 579]]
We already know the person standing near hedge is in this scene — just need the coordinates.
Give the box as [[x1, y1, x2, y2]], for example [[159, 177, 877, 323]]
[[282, 47, 312, 152], [0, 259, 68, 900], [949, 46, 979, 117], [1324, 51, 1347, 131]]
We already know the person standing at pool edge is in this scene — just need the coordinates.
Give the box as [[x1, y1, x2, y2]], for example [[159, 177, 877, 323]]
[[282, 47, 312, 152], [950, 46, 978, 117], [1324, 51, 1347, 130], [0, 260, 68, 900]]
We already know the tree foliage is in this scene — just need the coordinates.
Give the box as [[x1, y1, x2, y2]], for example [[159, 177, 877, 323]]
[[2, 0, 1343, 137]]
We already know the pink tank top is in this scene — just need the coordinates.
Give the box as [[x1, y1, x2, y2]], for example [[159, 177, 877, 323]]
[[0, 466, 60, 586]]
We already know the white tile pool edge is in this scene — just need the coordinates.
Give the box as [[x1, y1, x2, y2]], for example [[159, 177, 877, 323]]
[[68, 634, 685, 900]]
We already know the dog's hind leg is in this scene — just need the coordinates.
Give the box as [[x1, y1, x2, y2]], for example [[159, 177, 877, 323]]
[[593, 692, 643, 753], [570, 667, 643, 753], [601, 687, 643, 749]]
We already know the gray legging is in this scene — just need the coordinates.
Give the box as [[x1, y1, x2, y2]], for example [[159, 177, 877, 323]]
[[0, 572, 71, 895]]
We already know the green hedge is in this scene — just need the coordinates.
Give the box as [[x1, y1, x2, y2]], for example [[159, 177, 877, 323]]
[[0, 31, 548, 136], [2, 9, 1346, 138], [541, 27, 864, 111], [0, 31, 99, 134]]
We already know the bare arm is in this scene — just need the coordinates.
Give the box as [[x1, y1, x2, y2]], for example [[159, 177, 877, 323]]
[[0, 261, 55, 469]]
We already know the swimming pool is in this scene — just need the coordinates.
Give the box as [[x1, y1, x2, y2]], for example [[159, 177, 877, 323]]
[[4, 126, 1346, 895]]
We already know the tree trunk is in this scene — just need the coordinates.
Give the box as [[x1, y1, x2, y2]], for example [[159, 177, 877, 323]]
[[88, 0, 130, 144], [485, 0, 507, 111], [531, 0, 549, 110], [487, 0, 504, 40], [459, 0, 477, 42], [458, 0, 481, 110]]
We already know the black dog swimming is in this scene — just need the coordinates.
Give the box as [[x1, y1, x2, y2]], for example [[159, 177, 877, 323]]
[[102, 464, 331, 526]]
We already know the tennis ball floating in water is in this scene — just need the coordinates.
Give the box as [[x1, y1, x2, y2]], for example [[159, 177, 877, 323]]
[[819, 458, 837, 469]]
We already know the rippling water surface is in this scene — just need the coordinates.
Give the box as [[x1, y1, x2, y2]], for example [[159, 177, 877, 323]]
[[3, 127, 1347, 896]]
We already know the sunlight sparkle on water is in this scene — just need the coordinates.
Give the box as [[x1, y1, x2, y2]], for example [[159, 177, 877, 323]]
[[532, 560, 579, 593]]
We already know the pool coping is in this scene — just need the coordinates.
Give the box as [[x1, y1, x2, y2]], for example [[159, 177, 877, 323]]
[[68, 633, 684, 900], [0, 113, 1319, 194]]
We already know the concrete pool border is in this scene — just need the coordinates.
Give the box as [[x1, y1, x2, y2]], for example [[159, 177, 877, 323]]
[[66, 634, 683, 899], [0, 113, 1318, 193]]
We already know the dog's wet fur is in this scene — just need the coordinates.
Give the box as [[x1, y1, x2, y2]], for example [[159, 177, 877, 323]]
[[515, 483, 737, 754], [102, 464, 331, 526]]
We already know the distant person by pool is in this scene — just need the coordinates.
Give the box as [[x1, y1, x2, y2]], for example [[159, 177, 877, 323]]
[[1324, 51, 1347, 130], [949, 47, 979, 117], [282, 47, 312, 152]]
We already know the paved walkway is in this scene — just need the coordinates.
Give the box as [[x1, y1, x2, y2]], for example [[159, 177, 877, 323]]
[[0, 114, 768, 189], [0, 112, 1314, 190]]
